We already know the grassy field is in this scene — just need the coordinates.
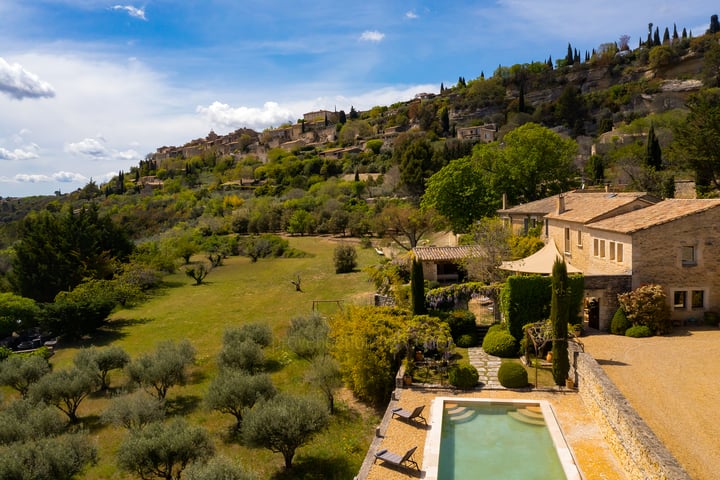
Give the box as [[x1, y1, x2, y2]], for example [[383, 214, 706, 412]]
[[43, 236, 385, 479]]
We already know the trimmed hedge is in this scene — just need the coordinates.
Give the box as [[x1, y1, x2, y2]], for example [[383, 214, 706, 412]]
[[497, 362, 528, 388], [456, 334, 476, 348], [610, 308, 630, 335], [481, 329, 517, 357], [445, 310, 477, 346], [448, 364, 479, 389], [625, 325, 653, 338], [499, 274, 584, 343]]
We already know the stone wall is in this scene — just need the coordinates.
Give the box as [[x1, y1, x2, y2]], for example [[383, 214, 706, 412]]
[[568, 344, 690, 480], [583, 275, 632, 331]]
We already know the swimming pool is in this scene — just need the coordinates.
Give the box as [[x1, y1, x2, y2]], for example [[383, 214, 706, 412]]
[[423, 398, 582, 480]]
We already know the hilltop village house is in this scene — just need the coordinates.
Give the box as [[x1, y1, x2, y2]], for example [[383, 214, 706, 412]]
[[499, 191, 720, 330]]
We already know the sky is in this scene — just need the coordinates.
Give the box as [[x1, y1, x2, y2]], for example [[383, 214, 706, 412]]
[[0, 1, 717, 197]]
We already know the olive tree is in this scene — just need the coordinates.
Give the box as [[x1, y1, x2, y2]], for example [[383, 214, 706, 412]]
[[286, 312, 329, 360], [102, 391, 166, 430], [305, 355, 342, 414], [205, 370, 276, 431], [242, 394, 329, 470], [74, 345, 130, 390], [184, 456, 255, 480], [0, 433, 97, 480], [0, 399, 65, 445], [126, 339, 196, 401], [117, 418, 214, 480], [0, 354, 51, 397], [29, 367, 99, 423]]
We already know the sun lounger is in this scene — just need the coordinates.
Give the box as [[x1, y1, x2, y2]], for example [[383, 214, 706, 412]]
[[374, 445, 419, 470], [391, 405, 427, 424]]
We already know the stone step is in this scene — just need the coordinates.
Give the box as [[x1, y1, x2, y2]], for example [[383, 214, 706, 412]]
[[507, 409, 546, 426]]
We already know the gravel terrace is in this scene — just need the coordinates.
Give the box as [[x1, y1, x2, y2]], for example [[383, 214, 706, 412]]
[[580, 327, 720, 480], [365, 387, 626, 480]]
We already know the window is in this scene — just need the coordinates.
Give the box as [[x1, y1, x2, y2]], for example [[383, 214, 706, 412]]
[[599, 240, 606, 258], [681, 246, 696, 265], [609, 241, 616, 261], [616, 243, 624, 263], [593, 239, 599, 256], [673, 291, 687, 309], [577, 230, 582, 248], [564, 228, 570, 254], [692, 290, 705, 309]]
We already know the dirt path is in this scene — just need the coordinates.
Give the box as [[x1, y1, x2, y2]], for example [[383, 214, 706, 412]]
[[580, 327, 720, 480]]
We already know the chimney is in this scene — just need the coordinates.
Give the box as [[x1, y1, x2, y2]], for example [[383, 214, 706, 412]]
[[556, 194, 565, 214], [502, 192, 507, 210]]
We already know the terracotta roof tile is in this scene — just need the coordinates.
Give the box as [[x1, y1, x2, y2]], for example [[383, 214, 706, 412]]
[[412, 245, 484, 262], [587, 199, 720, 233]]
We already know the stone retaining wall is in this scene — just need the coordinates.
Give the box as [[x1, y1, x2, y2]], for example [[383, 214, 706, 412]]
[[569, 345, 690, 480]]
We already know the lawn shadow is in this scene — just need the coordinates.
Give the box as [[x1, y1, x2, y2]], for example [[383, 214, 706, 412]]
[[270, 454, 357, 480], [57, 317, 152, 349], [72, 414, 106, 435], [166, 394, 202, 416]]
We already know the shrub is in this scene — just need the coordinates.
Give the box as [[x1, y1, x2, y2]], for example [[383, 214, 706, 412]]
[[448, 364, 478, 389], [482, 329, 517, 357], [497, 362, 529, 388], [610, 308, 630, 335], [456, 334, 476, 348], [617, 284, 671, 334], [333, 245, 357, 273], [445, 310, 476, 342], [625, 325, 653, 338]]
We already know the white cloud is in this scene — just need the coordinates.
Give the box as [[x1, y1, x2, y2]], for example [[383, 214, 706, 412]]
[[14, 173, 51, 183], [359, 30, 385, 42], [52, 171, 87, 183], [0, 145, 39, 161], [0, 57, 55, 100], [111, 5, 147, 21], [405, 11, 419, 19], [196, 101, 296, 131], [65, 138, 108, 159]]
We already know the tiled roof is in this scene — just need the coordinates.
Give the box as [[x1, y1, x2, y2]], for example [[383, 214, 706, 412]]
[[545, 192, 657, 223], [587, 199, 720, 233], [412, 245, 484, 262], [499, 191, 656, 221]]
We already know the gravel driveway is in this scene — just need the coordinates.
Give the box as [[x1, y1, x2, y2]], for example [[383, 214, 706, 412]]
[[580, 327, 720, 480]]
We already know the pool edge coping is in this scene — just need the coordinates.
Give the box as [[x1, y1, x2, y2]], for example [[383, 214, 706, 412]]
[[422, 397, 583, 480]]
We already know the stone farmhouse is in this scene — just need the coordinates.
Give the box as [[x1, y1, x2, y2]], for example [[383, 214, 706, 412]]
[[499, 191, 720, 330], [456, 123, 498, 143]]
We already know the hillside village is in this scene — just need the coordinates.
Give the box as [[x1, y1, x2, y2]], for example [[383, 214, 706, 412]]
[[2, 14, 720, 480]]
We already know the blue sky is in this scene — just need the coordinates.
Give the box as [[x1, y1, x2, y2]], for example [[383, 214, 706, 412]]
[[0, 1, 716, 197]]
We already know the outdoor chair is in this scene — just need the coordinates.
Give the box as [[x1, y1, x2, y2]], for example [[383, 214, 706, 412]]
[[374, 445, 419, 470], [391, 405, 427, 424]]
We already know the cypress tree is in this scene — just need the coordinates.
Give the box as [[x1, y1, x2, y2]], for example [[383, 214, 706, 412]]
[[673, 23, 678, 40], [647, 23, 653, 46], [653, 27, 661, 46], [709, 14, 720, 34], [550, 259, 570, 386], [566, 43, 573, 65], [663, 27, 670, 44], [410, 258, 426, 315], [645, 124, 662, 169], [682, 27, 687, 39]]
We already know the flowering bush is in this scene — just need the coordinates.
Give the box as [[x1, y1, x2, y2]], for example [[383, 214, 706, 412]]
[[617, 284, 671, 334]]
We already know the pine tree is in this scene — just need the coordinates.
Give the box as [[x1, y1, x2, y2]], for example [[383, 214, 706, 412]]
[[647, 22, 653, 46]]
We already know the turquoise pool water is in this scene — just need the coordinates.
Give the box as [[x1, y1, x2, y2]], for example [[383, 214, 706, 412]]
[[438, 402, 567, 480]]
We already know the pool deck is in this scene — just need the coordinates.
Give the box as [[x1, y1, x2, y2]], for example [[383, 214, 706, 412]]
[[365, 387, 627, 480]]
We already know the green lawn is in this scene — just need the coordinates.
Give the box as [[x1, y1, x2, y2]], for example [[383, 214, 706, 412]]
[[46, 236, 384, 479]]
